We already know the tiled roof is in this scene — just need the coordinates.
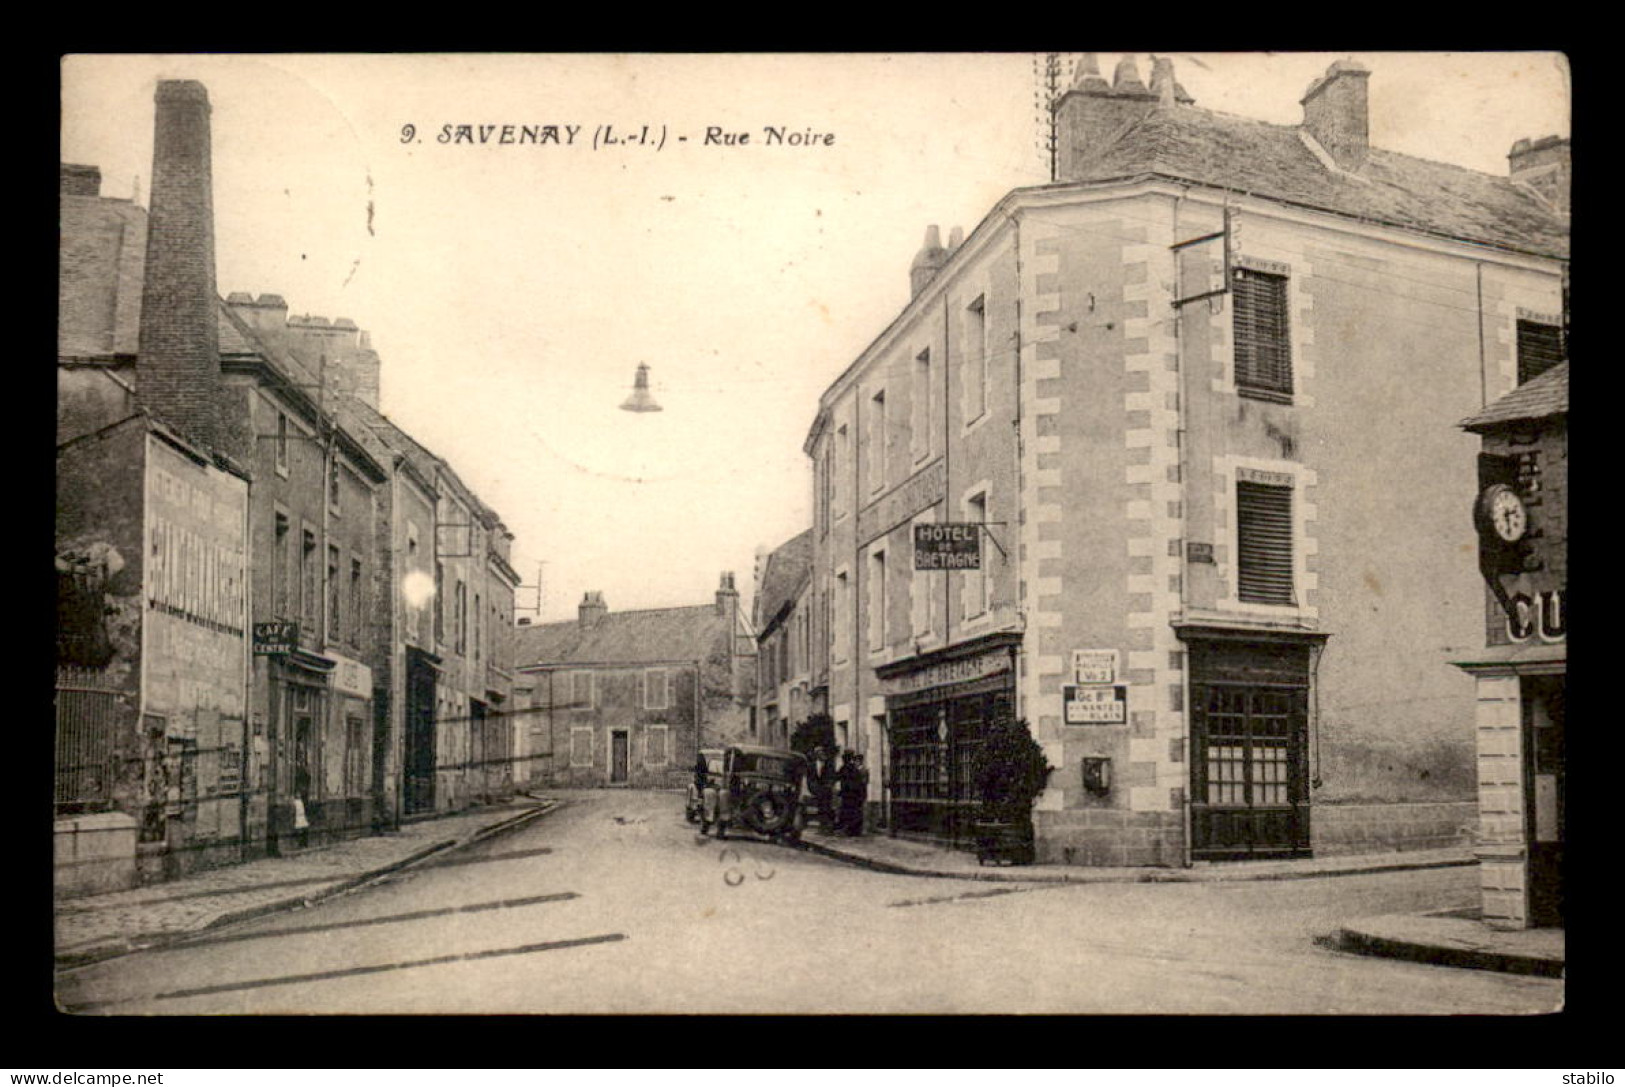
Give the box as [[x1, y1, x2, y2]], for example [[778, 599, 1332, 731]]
[[217, 303, 394, 475], [756, 529, 812, 634], [1072, 105, 1568, 259], [1461, 362, 1568, 431], [515, 604, 729, 668], [58, 194, 148, 357]]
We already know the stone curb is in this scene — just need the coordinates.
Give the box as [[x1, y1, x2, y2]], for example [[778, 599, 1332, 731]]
[[794, 836, 1477, 885], [1329, 925, 1565, 979], [54, 799, 564, 972]]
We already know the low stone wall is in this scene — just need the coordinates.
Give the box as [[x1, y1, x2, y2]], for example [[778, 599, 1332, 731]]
[[1310, 800, 1477, 857], [54, 812, 137, 898], [1035, 808, 1183, 867]]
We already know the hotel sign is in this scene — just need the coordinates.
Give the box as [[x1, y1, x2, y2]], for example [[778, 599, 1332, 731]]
[[914, 523, 982, 570]]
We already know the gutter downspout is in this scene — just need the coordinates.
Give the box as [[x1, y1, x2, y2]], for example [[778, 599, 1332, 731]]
[[1172, 188, 1195, 870], [1476, 262, 1489, 408], [1012, 211, 1025, 732], [240, 464, 253, 861]]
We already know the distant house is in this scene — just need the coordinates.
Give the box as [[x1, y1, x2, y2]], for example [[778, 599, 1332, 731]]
[[512, 574, 756, 788], [753, 529, 814, 749]]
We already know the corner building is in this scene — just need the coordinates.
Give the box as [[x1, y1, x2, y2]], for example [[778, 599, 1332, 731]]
[[805, 55, 1568, 864], [1454, 362, 1567, 928]]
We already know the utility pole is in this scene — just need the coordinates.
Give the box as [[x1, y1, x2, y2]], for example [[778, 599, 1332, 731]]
[[1035, 53, 1069, 182]]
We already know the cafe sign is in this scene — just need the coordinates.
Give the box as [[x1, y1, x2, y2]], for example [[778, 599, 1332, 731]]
[[252, 621, 298, 655], [914, 523, 982, 570]]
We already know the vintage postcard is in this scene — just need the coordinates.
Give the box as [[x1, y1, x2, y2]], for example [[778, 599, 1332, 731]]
[[54, 52, 1568, 1017]]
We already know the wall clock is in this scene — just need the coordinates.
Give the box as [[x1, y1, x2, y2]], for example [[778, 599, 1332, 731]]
[[1475, 483, 1528, 544]]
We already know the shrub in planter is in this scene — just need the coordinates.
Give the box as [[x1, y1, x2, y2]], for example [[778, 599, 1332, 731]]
[[970, 717, 1054, 865], [790, 713, 834, 756]]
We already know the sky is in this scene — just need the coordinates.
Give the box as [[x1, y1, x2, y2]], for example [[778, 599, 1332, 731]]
[[59, 52, 1570, 623]]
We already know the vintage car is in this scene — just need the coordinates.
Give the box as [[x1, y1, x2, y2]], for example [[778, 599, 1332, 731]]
[[699, 744, 808, 842], [685, 748, 724, 824]]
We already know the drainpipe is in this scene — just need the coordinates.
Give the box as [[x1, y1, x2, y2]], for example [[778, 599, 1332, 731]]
[[1172, 188, 1195, 869], [1476, 262, 1489, 408], [694, 658, 703, 755], [1012, 213, 1024, 729], [240, 473, 252, 860]]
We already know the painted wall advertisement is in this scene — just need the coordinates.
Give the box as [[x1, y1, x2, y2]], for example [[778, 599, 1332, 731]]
[[144, 436, 249, 838]]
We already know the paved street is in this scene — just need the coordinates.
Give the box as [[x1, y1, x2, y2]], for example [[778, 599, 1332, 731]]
[[54, 790, 1563, 1015]]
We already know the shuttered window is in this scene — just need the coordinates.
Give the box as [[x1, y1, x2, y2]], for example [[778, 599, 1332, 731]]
[[1233, 269, 1292, 400], [1236, 481, 1294, 605], [1517, 320, 1565, 385]]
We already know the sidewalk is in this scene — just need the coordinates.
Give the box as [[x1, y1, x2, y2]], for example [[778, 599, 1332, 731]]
[[795, 826, 1562, 978], [794, 824, 1477, 884], [54, 795, 561, 970], [1329, 908, 1565, 978]]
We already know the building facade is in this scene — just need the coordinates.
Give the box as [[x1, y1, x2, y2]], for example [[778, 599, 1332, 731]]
[[56, 390, 251, 890], [513, 575, 755, 788], [754, 530, 814, 749], [804, 56, 1569, 865], [57, 79, 524, 890], [1454, 361, 1567, 929]]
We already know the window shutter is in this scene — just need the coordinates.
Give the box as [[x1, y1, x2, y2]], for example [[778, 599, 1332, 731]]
[[1516, 320, 1565, 385], [1236, 482, 1294, 605], [1233, 269, 1292, 397]]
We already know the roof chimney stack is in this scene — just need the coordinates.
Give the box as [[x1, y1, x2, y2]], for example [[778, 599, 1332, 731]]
[[137, 80, 222, 454], [909, 225, 950, 298], [715, 571, 739, 617], [1301, 58, 1371, 171], [1055, 54, 1184, 182], [1072, 52, 1110, 93], [1509, 135, 1571, 215], [60, 163, 102, 197], [579, 590, 607, 628], [1111, 55, 1148, 96]]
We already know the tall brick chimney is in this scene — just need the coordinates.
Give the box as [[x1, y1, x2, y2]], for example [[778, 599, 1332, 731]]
[[137, 80, 221, 454], [1301, 59, 1371, 171], [1509, 135, 1571, 215]]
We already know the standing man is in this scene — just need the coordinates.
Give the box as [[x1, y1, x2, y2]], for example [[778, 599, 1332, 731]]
[[837, 751, 868, 836], [814, 746, 838, 830]]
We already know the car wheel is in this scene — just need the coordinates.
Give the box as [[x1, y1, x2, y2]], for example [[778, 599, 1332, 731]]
[[742, 790, 793, 834]]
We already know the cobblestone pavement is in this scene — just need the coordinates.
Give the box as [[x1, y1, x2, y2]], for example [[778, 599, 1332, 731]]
[[54, 797, 556, 964]]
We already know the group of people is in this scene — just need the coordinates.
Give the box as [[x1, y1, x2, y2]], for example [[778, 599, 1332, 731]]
[[690, 742, 870, 837], [803, 745, 867, 837]]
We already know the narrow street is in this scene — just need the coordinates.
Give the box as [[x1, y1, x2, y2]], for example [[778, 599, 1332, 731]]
[[55, 791, 1563, 1015]]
